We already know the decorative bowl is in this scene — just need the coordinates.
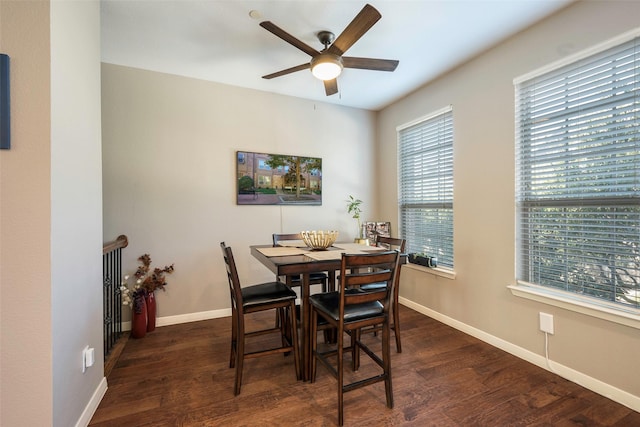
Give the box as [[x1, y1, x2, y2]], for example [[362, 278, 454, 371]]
[[300, 230, 339, 250]]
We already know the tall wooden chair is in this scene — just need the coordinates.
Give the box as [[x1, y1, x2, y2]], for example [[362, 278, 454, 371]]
[[360, 236, 406, 352], [220, 242, 300, 395], [309, 251, 399, 426]]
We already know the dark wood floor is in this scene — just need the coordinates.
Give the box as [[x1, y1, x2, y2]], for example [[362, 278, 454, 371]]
[[90, 306, 639, 426]]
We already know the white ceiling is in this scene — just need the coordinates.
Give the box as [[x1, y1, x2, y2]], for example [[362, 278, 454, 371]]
[[101, 0, 574, 111]]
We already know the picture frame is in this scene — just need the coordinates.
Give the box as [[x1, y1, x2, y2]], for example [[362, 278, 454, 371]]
[[236, 151, 322, 205], [364, 221, 391, 243], [0, 54, 10, 150]]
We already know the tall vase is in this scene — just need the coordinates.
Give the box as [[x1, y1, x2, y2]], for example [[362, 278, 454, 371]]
[[131, 293, 148, 339], [145, 291, 157, 332], [354, 223, 370, 245]]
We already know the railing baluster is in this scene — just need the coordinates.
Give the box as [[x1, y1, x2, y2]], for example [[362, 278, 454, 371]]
[[102, 235, 128, 358]]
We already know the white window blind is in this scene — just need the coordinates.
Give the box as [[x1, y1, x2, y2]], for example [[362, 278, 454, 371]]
[[515, 34, 640, 310], [398, 106, 454, 268]]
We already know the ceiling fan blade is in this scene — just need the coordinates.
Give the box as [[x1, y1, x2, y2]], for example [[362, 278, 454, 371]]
[[324, 79, 338, 96], [343, 57, 399, 72], [262, 63, 310, 79], [260, 21, 321, 57], [327, 4, 381, 56]]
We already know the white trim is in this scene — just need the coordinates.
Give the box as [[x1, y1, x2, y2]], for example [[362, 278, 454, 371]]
[[398, 297, 640, 413], [508, 283, 640, 330], [514, 27, 640, 84], [121, 308, 231, 331], [403, 263, 456, 280], [396, 104, 453, 132], [75, 376, 107, 427], [156, 308, 231, 327]]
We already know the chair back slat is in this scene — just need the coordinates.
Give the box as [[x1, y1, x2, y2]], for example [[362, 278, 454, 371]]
[[376, 236, 406, 253], [344, 270, 392, 288], [272, 233, 303, 246], [220, 242, 243, 311], [339, 251, 399, 310]]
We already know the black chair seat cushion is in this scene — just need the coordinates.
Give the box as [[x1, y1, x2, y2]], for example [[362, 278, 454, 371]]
[[242, 281, 297, 308], [309, 291, 384, 323]]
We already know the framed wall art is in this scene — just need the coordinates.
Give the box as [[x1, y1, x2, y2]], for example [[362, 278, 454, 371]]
[[236, 151, 322, 206], [364, 221, 391, 243], [0, 54, 10, 150]]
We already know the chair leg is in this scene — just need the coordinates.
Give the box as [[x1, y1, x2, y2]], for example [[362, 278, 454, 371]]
[[229, 309, 237, 368], [234, 321, 245, 396], [278, 307, 288, 350], [337, 325, 344, 427], [351, 328, 361, 371], [310, 307, 318, 383], [393, 301, 402, 353], [288, 301, 301, 381], [382, 320, 393, 409]]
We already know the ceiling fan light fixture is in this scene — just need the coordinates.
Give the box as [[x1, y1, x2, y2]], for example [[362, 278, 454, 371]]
[[310, 54, 343, 81]]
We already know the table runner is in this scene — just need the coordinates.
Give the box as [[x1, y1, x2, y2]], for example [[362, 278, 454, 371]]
[[304, 250, 346, 260], [333, 243, 387, 253], [255, 246, 310, 257]]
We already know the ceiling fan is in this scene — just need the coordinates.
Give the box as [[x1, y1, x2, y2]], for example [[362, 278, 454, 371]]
[[259, 3, 399, 96]]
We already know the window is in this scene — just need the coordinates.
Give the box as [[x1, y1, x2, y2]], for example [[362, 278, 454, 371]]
[[258, 175, 271, 187], [515, 33, 640, 310], [398, 106, 454, 268], [258, 159, 271, 170]]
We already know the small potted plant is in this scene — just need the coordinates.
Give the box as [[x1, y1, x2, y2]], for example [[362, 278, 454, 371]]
[[408, 252, 437, 268], [347, 195, 368, 244]]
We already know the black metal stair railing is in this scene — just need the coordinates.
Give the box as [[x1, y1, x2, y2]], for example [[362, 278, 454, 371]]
[[102, 235, 128, 358]]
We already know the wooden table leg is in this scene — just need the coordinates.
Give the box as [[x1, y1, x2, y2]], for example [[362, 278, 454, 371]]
[[301, 272, 311, 381], [328, 270, 336, 291]]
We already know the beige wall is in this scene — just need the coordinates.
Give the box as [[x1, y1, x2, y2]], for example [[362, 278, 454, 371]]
[[1, 1, 103, 426], [0, 1, 53, 425], [101, 64, 377, 320], [377, 0, 640, 406]]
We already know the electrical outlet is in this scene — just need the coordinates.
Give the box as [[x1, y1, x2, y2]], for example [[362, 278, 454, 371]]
[[82, 346, 95, 373], [539, 312, 554, 334]]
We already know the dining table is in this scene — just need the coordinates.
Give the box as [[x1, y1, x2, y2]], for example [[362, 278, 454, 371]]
[[250, 241, 390, 381]]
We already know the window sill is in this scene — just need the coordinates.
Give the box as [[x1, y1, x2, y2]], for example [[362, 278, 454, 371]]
[[403, 263, 456, 280], [508, 282, 640, 330]]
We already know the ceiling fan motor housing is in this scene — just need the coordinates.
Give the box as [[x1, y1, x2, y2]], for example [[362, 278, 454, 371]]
[[317, 30, 335, 48]]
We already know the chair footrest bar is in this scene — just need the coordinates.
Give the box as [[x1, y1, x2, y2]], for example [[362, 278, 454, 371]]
[[355, 339, 384, 368], [315, 352, 338, 378], [244, 345, 294, 359], [343, 373, 386, 393], [245, 327, 284, 337]]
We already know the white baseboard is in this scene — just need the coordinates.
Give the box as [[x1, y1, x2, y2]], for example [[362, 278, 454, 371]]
[[121, 307, 231, 331], [399, 296, 640, 413], [75, 376, 107, 427]]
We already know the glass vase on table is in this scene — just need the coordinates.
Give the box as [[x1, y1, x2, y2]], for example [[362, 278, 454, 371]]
[[354, 223, 369, 245]]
